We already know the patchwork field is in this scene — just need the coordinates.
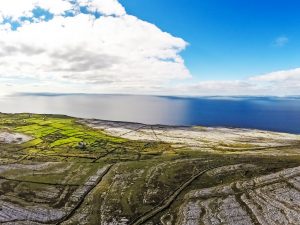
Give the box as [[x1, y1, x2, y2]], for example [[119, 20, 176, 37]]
[[0, 113, 300, 225]]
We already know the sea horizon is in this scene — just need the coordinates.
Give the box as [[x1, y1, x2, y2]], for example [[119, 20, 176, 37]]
[[1, 93, 300, 134]]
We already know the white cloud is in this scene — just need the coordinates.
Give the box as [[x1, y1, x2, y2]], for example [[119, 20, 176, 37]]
[[272, 36, 289, 47], [78, 0, 126, 16], [246, 68, 300, 95], [0, 0, 73, 21], [250, 68, 300, 82], [0, 0, 190, 95], [37, 0, 74, 15], [169, 68, 300, 96]]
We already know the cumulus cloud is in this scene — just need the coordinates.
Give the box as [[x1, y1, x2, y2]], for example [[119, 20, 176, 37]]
[[78, 0, 126, 16], [0, 0, 190, 95], [0, 0, 73, 21]]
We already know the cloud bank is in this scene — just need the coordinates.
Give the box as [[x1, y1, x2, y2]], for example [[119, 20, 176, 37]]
[[170, 68, 300, 96]]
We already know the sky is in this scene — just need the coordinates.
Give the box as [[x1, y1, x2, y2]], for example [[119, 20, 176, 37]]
[[0, 0, 300, 96]]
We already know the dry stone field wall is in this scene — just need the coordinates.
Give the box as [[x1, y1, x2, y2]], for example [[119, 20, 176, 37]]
[[0, 113, 300, 224], [176, 165, 300, 225]]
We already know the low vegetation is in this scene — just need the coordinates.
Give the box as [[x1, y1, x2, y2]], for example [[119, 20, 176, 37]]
[[0, 113, 299, 225]]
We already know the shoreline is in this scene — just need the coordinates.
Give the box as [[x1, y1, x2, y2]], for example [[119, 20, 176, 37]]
[[1, 111, 300, 135]]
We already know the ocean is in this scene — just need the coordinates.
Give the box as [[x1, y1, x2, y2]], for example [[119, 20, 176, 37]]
[[1, 94, 300, 134]]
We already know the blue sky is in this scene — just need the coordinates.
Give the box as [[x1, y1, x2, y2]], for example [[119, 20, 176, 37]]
[[120, 0, 300, 80], [0, 0, 299, 96]]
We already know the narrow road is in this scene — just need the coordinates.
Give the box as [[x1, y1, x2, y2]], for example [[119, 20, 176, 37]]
[[130, 167, 212, 225]]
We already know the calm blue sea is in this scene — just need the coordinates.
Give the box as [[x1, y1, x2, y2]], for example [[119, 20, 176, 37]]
[[0, 94, 300, 134]]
